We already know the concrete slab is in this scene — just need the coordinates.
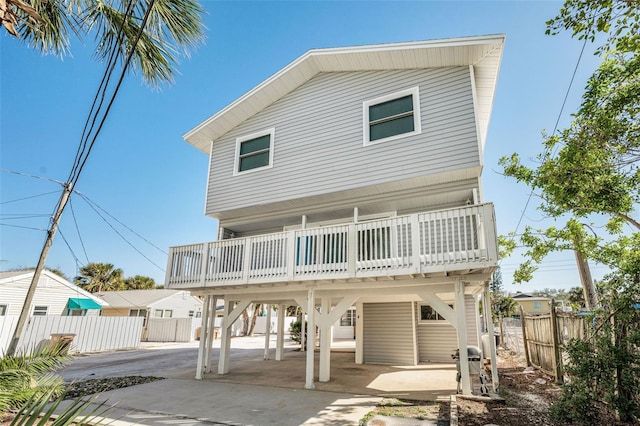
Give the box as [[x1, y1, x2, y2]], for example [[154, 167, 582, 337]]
[[68, 378, 380, 426]]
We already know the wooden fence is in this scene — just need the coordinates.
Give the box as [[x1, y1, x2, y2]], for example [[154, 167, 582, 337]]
[[521, 302, 588, 383]]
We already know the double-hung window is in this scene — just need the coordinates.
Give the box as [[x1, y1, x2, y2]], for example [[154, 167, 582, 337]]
[[234, 128, 275, 175], [363, 87, 421, 145]]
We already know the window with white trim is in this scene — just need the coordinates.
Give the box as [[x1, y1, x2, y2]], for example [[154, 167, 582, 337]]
[[340, 308, 356, 326], [234, 128, 275, 175], [363, 87, 421, 145], [129, 309, 147, 317], [419, 304, 453, 322], [154, 309, 173, 318], [32, 305, 48, 316], [0, 304, 7, 316]]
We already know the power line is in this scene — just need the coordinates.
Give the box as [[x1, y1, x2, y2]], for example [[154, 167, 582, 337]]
[[69, 198, 89, 264], [75, 191, 168, 255], [0, 168, 64, 185], [0, 191, 61, 205], [0, 223, 47, 232], [82, 195, 165, 272], [510, 37, 589, 238]]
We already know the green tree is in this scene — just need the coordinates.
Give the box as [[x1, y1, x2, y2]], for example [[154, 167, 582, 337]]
[[2, 0, 205, 86], [123, 274, 156, 289], [501, 1, 640, 421], [74, 262, 124, 293]]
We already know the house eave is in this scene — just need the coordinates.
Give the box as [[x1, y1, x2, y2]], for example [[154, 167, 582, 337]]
[[183, 34, 506, 154]]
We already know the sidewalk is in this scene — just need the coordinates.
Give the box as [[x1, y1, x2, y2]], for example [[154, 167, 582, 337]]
[[66, 378, 381, 426]]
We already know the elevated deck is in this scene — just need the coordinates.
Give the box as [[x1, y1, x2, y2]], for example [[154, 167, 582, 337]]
[[166, 203, 498, 289]]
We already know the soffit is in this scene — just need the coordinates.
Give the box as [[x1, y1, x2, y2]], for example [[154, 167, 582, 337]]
[[184, 35, 506, 154]]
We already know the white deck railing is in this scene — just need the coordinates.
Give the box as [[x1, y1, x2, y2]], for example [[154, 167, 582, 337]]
[[166, 203, 498, 288]]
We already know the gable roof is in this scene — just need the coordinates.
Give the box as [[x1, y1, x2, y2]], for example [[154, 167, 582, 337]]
[[96, 289, 198, 308], [0, 269, 107, 306], [184, 34, 505, 154]]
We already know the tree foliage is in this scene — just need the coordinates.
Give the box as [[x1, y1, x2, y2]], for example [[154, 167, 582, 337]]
[[123, 274, 156, 289], [501, 1, 640, 422], [74, 262, 124, 293], [1, 0, 205, 87]]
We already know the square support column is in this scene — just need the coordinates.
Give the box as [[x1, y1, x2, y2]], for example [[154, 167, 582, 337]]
[[205, 296, 217, 373], [455, 280, 472, 395], [483, 284, 499, 392], [264, 305, 272, 360], [218, 299, 233, 375], [195, 295, 210, 380], [305, 288, 316, 389], [319, 296, 331, 382], [355, 302, 364, 364], [276, 304, 285, 361]]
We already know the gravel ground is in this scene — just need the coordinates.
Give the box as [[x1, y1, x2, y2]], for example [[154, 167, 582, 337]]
[[64, 376, 165, 399]]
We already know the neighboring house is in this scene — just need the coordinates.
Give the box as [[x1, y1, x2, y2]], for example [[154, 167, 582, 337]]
[[0, 269, 105, 317], [165, 35, 504, 395], [512, 293, 551, 315], [97, 289, 203, 319]]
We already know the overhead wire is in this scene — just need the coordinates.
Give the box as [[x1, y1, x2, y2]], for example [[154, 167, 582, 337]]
[[69, 198, 90, 264], [1, 191, 61, 205]]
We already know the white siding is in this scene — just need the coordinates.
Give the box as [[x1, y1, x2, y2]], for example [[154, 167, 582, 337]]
[[0, 274, 94, 316], [207, 67, 478, 216], [149, 293, 203, 318], [417, 295, 479, 362], [363, 302, 415, 365]]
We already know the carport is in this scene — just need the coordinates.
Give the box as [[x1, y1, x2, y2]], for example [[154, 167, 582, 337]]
[[201, 339, 459, 401]]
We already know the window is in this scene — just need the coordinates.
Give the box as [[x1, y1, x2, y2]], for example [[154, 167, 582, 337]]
[[340, 309, 356, 327], [188, 310, 194, 318], [419, 304, 453, 322], [129, 309, 147, 317], [0, 304, 7, 316], [533, 301, 542, 310], [363, 87, 421, 145], [155, 309, 173, 318], [195, 311, 202, 318], [68, 309, 85, 316], [234, 128, 275, 175], [32, 306, 48, 316]]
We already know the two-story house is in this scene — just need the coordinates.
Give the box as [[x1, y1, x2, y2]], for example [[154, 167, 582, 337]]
[[166, 35, 504, 395]]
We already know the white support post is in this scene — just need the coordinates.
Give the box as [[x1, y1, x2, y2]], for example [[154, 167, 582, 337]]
[[264, 305, 272, 360], [276, 304, 285, 361], [218, 299, 233, 375], [301, 310, 307, 353], [355, 302, 364, 364], [305, 288, 316, 389], [319, 296, 331, 382], [195, 295, 210, 379], [483, 284, 499, 392], [455, 280, 472, 395], [204, 296, 217, 373]]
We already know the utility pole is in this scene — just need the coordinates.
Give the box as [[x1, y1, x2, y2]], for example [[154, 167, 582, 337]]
[[574, 247, 598, 310], [6, 183, 73, 356]]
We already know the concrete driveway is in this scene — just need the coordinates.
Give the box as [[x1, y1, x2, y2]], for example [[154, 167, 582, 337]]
[[59, 336, 455, 425]]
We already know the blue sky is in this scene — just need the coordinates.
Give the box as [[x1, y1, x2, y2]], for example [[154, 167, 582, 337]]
[[0, 1, 609, 293]]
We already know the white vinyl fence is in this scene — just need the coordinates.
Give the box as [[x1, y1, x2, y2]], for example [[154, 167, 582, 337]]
[[0, 315, 143, 354], [146, 318, 202, 342]]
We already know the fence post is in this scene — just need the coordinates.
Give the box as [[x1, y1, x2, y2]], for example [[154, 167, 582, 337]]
[[520, 306, 530, 367], [550, 300, 563, 384]]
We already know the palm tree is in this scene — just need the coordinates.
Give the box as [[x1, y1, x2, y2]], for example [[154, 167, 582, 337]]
[[74, 262, 124, 293], [124, 274, 156, 289], [2, 0, 205, 86]]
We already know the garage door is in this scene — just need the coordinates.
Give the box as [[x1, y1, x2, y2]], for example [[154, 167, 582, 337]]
[[363, 302, 415, 365]]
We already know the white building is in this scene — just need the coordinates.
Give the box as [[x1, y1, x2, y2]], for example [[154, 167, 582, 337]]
[[165, 35, 504, 395]]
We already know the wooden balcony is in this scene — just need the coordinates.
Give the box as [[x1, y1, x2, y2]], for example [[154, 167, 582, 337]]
[[165, 203, 498, 289]]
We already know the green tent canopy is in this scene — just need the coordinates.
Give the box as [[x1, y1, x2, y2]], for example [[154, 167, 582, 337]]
[[67, 298, 102, 310]]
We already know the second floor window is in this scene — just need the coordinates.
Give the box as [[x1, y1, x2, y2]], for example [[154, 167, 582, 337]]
[[364, 87, 421, 145], [234, 128, 275, 175]]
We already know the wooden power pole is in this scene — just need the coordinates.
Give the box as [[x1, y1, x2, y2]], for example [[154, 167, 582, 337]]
[[574, 244, 599, 310], [6, 183, 73, 356]]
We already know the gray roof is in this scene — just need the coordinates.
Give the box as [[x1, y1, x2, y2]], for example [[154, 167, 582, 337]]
[[96, 289, 193, 308]]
